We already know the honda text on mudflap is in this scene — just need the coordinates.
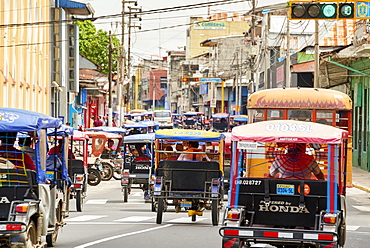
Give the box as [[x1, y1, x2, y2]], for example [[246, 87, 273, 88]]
[[153, 129, 225, 225], [0, 108, 70, 247], [219, 120, 348, 248]]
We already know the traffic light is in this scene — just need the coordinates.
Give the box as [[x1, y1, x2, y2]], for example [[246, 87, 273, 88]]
[[289, 2, 355, 20], [182, 77, 199, 82], [338, 3, 354, 19]]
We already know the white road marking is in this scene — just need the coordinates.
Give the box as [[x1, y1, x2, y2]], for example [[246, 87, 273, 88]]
[[67, 215, 107, 222], [74, 224, 173, 248], [114, 216, 154, 222], [85, 199, 108, 204], [347, 225, 360, 231], [130, 192, 142, 197], [353, 205, 370, 212], [167, 217, 207, 223]]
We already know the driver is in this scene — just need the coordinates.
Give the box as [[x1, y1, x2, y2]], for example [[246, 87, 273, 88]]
[[177, 141, 210, 161]]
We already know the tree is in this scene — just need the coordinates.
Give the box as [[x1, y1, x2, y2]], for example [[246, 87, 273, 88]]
[[75, 20, 120, 75]]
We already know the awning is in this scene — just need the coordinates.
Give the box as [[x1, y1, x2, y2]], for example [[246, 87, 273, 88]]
[[56, 0, 95, 15], [292, 60, 314, 73]]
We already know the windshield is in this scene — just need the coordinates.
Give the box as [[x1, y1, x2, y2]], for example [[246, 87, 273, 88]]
[[154, 112, 171, 118]]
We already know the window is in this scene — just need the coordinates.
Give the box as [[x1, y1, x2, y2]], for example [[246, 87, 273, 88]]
[[288, 110, 312, 122], [267, 110, 284, 120]]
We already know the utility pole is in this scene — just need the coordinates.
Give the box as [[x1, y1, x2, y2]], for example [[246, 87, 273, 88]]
[[127, 6, 141, 110], [314, 20, 319, 88], [121, 0, 140, 115], [286, 10, 291, 88], [264, 13, 269, 88], [108, 31, 113, 126]]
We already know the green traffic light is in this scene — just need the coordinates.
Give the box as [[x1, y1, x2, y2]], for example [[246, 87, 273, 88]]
[[322, 4, 336, 18]]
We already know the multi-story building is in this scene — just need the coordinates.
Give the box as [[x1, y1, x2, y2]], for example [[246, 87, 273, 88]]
[[0, 0, 93, 121], [0, 1, 52, 113]]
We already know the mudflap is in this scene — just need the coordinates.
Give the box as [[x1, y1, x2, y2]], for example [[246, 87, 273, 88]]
[[222, 237, 240, 248]]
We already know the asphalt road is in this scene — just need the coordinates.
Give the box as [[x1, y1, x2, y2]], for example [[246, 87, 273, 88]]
[[54, 180, 370, 248]]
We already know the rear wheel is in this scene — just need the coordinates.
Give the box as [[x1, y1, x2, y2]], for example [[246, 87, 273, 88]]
[[156, 198, 164, 224], [211, 199, 219, 226], [87, 168, 101, 186], [46, 205, 62, 247], [101, 162, 113, 181], [76, 191, 83, 212], [25, 220, 37, 248], [113, 167, 121, 180]]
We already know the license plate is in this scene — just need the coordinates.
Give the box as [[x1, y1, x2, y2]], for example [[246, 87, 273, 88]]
[[46, 172, 55, 180], [180, 201, 192, 208], [276, 184, 294, 195]]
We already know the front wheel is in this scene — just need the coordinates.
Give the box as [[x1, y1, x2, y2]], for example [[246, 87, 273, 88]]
[[211, 199, 219, 226], [101, 162, 113, 181], [123, 186, 129, 202], [88, 168, 101, 186]]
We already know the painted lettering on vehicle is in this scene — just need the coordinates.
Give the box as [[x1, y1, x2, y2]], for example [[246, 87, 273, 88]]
[[259, 200, 310, 213], [0, 197, 10, 203]]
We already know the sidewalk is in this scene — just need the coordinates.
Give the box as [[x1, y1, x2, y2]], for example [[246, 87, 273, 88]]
[[352, 166, 370, 192]]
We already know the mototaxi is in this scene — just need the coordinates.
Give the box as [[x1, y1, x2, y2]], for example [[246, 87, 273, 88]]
[[121, 133, 155, 203], [220, 120, 348, 248], [84, 130, 124, 181], [211, 113, 230, 132], [0, 108, 67, 247], [152, 129, 225, 226]]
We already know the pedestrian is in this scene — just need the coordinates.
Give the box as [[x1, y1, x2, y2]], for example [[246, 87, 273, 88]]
[[93, 116, 104, 127]]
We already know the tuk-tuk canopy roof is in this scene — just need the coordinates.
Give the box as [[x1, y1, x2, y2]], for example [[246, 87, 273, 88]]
[[84, 131, 122, 139], [71, 130, 89, 141], [124, 122, 149, 129], [123, 133, 155, 143], [0, 108, 62, 131], [155, 129, 225, 142], [232, 120, 348, 144], [212, 113, 229, 118], [85, 126, 126, 133], [248, 88, 352, 110], [233, 116, 248, 122], [183, 111, 200, 116], [47, 124, 74, 136], [138, 120, 159, 127]]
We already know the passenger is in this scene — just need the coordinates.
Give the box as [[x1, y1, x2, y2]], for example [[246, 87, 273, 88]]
[[105, 139, 116, 151], [48, 139, 75, 159], [268, 143, 325, 180], [177, 141, 210, 161], [163, 146, 178, 161], [0, 132, 36, 170]]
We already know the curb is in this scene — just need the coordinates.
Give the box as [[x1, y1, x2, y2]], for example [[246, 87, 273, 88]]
[[352, 183, 370, 193]]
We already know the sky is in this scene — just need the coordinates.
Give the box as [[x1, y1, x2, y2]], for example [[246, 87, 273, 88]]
[[79, 0, 283, 62]]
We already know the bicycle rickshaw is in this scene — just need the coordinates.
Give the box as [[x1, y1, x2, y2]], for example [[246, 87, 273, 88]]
[[182, 112, 199, 129], [220, 120, 348, 248], [229, 115, 248, 128], [0, 108, 68, 247], [121, 133, 155, 203], [152, 129, 225, 225]]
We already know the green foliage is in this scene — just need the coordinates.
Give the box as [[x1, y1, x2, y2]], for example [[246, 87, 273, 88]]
[[75, 20, 121, 75]]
